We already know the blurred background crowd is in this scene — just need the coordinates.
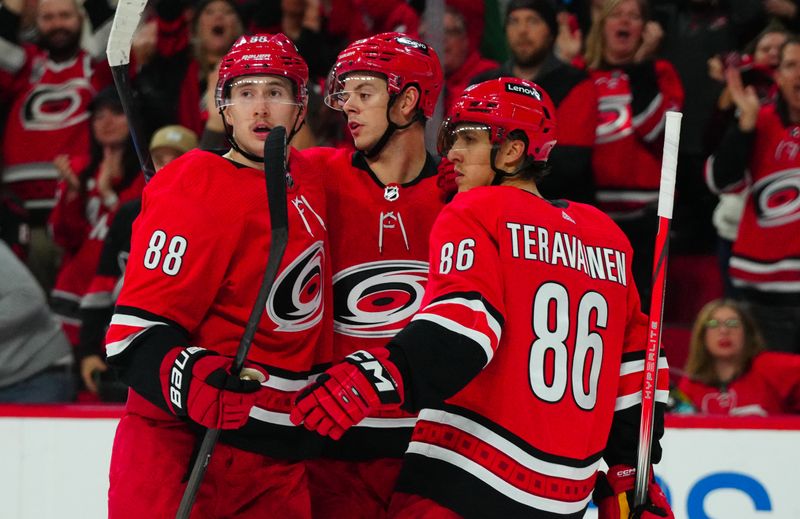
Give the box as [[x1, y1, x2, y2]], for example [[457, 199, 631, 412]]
[[0, 0, 798, 417]]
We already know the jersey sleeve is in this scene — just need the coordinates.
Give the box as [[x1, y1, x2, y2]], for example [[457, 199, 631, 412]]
[[628, 59, 684, 144], [387, 195, 506, 412], [603, 267, 670, 467], [704, 120, 755, 194], [48, 183, 90, 253], [104, 162, 244, 412]]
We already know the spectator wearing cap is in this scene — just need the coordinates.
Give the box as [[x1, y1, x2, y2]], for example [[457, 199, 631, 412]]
[[469, 0, 598, 204], [48, 87, 145, 348], [77, 124, 197, 399], [149, 124, 200, 171], [431, 2, 498, 111]]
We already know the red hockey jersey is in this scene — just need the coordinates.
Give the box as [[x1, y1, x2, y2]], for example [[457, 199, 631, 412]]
[[0, 45, 112, 218], [678, 352, 800, 415], [590, 60, 683, 218], [706, 102, 800, 303], [304, 147, 444, 459], [387, 187, 669, 517], [105, 149, 331, 459], [49, 160, 144, 346]]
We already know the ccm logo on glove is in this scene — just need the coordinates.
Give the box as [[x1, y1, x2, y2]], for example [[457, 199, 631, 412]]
[[346, 350, 400, 404]]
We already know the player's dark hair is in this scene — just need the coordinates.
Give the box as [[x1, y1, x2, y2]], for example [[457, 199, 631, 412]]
[[507, 129, 550, 182]]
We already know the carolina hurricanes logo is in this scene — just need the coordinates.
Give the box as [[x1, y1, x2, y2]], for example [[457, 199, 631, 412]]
[[22, 78, 93, 131], [752, 168, 800, 227], [701, 390, 736, 415], [596, 94, 633, 144], [333, 260, 428, 337], [267, 240, 325, 331]]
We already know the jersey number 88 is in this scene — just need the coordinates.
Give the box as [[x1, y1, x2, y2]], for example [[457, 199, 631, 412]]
[[143, 230, 187, 276]]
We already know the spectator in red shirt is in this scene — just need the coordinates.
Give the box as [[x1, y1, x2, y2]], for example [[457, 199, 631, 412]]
[[48, 87, 145, 347], [677, 298, 800, 416]]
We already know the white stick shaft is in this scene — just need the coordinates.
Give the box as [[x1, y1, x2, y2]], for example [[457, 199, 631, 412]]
[[657, 111, 682, 219], [106, 0, 149, 67]]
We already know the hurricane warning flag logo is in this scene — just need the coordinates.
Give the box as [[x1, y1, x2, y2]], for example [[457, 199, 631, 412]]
[[333, 260, 429, 338]]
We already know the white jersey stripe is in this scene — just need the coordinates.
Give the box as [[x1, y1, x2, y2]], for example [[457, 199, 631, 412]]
[[729, 256, 800, 274], [356, 417, 418, 428], [106, 329, 152, 357], [614, 389, 669, 411], [417, 409, 601, 480], [423, 297, 502, 343], [411, 313, 494, 365], [407, 442, 592, 515], [249, 407, 294, 427], [619, 356, 669, 377], [110, 313, 170, 329]]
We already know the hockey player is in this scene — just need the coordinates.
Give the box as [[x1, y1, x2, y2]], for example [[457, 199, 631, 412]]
[[104, 34, 329, 518], [292, 78, 673, 519], [300, 32, 445, 517]]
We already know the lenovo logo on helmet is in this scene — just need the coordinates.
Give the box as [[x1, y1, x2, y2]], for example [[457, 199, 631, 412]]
[[505, 82, 541, 100], [395, 36, 429, 54]]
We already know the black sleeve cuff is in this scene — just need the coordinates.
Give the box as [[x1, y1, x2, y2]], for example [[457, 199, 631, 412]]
[[625, 61, 660, 116], [603, 402, 666, 467], [387, 319, 487, 413], [107, 320, 189, 413], [711, 122, 755, 190]]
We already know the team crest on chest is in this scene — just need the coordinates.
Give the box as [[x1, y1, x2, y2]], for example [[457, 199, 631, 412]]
[[384, 183, 400, 202], [267, 240, 325, 331], [333, 260, 429, 337]]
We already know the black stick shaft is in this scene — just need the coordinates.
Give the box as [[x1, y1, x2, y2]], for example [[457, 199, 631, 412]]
[[110, 64, 155, 182], [175, 127, 290, 519]]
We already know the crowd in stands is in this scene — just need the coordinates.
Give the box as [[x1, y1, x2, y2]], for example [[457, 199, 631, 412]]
[[0, 0, 798, 416]]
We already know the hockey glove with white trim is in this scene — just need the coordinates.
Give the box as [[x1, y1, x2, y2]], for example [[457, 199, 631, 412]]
[[290, 349, 404, 440], [160, 346, 267, 430], [593, 465, 673, 519]]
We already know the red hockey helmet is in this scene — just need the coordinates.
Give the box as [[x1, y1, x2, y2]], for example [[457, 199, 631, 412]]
[[326, 32, 443, 117], [438, 78, 557, 162], [215, 34, 309, 109]]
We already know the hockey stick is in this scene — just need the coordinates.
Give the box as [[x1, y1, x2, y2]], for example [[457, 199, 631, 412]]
[[633, 111, 682, 510], [175, 126, 290, 519], [106, 0, 155, 181]]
